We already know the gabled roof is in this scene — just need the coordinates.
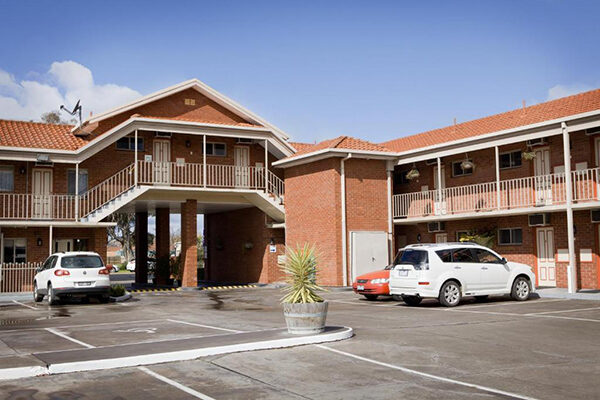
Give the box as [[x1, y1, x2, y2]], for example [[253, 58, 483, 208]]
[[0, 120, 83, 151], [382, 88, 600, 153]]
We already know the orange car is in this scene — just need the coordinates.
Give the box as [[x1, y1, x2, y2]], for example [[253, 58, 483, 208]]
[[352, 266, 392, 300]]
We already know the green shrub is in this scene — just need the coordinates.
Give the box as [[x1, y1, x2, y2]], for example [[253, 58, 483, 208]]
[[280, 244, 324, 304], [110, 285, 126, 297]]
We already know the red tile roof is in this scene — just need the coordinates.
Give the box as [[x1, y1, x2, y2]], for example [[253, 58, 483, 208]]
[[140, 115, 260, 127], [280, 136, 391, 162], [0, 120, 86, 150], [382, 88, 600, 152]]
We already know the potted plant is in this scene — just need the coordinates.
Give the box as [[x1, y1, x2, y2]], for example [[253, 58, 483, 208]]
[[406, 167, 420, 181], [459, 227, 496, 248], [280, 244, 328, 334], [522, 150, 536, 160]]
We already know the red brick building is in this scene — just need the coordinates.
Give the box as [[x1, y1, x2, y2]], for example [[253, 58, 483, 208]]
[[1, 79, 599, 293]]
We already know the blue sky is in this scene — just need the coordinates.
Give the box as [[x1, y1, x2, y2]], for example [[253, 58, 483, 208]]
[[1, 1, 599, 145]]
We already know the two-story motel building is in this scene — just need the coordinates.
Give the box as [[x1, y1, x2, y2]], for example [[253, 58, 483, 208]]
[[1, 79, 599, 294]]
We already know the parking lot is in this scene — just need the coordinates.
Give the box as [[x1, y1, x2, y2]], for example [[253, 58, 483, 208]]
[[1, 288, 599, 399]]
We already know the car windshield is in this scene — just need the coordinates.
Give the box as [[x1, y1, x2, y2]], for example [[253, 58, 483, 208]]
[[61, 255, 104, 269], [393, 249, 428, 266]]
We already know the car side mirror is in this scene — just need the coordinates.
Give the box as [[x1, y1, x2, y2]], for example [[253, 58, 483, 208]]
[[501, 257, 508, 264]]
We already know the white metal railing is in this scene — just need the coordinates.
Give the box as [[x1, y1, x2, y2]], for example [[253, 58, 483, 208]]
[[268, 170, 285, 200], [79, 163, 136, 217], [0, 262, 41, 293], [0, 194, 76, 220], [393, 167, 600, 218]]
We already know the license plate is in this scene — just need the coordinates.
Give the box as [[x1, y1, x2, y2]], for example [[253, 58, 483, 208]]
[[357, 285, 365, 291], [76, 281, 92, 287], [397, 270, 409, 277]]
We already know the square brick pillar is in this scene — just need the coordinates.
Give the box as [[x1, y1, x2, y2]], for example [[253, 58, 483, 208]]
[[155, 207, 170, 285], [135, 211, 148, 285], [181, 199, 197, 288]]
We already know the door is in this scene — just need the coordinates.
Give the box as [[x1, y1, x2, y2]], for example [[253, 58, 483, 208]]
[[32, 169, 52, 219], [433, 165, 446, 215], [234, 146, 250, 187], [351, 231, 389, 281], [474, 247, 510, 290], [448, 247, 482, 292], [533, 148, 552, 205], [153, 140, 171, 185], [536, 227, 556, 286], [435, 233, 447, 243], [54, 239, 73, 253]]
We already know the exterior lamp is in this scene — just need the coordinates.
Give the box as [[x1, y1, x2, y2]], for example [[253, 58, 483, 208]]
[[37, 238, 43, 246], [460, 154, 475, 171], [406, 163, 420, 180]]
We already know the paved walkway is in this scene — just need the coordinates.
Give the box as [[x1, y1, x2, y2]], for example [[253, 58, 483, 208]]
[[536, 287, 600, 300]]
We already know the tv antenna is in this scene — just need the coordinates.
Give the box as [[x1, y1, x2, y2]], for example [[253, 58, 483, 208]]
[[60, 100, 82, 127]]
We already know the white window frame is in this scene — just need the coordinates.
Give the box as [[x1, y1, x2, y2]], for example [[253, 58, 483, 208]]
[[0, 166, 14, 192], [205, 142, 227, 157], [67, 168, 88, 195], [451, 160, 473, 177], [3, 238, 27, 263], [498, 227, 523, 246], [116, 136, 144, 151], [499, 150, 522, 170]]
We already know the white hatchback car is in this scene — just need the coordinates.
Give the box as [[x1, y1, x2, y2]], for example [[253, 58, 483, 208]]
[[388, 243, 535, 307], [33, 252, 111, 305]]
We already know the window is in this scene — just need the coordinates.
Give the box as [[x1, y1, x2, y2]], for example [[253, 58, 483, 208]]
[[0, 166, 14, 192], [452, 248, 476, 262], [456, 231, 469, 242], [67, 170, 88, 195], [500, 151, 522, 169], [394, 171, 410, 185], [474, 248, 502, 263], [452, 160, 473, 177], [3, 238, 26, 263], [61, 255, 104, 269], [116, 136, 144, 151], [74, 239, 89, 251], [498, 228, 523, 245], [436, 249, 453, 263], [393, 249, 429, 267], [205, 142, 226, 156]]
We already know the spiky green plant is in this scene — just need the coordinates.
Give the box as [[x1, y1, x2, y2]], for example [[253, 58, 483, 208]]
[[280, 244, 324, 303]]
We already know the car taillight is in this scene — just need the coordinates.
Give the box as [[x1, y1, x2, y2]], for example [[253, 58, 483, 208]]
[[99, 268, 111, 275], [54, 269, 70, 276]]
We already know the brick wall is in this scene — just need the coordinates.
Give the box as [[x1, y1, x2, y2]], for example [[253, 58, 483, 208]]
[[204, 207, 285, 284]]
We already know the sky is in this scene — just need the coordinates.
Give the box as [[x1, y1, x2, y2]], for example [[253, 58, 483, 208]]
[[1, 0, 599, 231]]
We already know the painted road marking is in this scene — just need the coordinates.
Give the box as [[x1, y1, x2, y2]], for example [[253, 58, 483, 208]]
[[44, 328, 96, 349], [448, 308, 600, 323], [317, 345, 538, 400], [0, 319, 166, 334], [456, 299, 568, 309], [524, 306, 600, 315], [11, 300, 39, 310], [138, 366, 216, 400], [167, 319, 245, 333]]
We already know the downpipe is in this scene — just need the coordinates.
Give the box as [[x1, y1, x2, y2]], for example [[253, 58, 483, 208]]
[[341, 153, 352, 287]]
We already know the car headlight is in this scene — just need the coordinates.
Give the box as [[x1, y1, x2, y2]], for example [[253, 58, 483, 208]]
[[370, 278, 389, 284]]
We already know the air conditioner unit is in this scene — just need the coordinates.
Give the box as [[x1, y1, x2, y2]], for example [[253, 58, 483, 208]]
[[427, 222, 445, 233], [528, 213, 551, 227], [236, 138, 253, 144], [425, 159, 438, 166], [526, 138, 547, 147], [591, 209, 600, 223], [155, 131, 172, 138]]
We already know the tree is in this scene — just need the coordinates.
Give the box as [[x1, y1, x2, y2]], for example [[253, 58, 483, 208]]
[[107, 213, 135, 262], [40, 110, 76, 125]]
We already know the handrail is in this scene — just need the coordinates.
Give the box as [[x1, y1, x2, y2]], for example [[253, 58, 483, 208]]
[[79, 163, 136, 217]]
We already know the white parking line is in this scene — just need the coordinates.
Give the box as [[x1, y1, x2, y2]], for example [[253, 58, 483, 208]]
[[138, 366, 216, 399], [456, 299, 568, 309], [329, 299, 402, 308], [525, 306, 600, 315], [0, 318, 167, 333], [316, 345, 538, 400], [448, 308, 600, 323], [11, 300, 38, 310], [44, 328, 96, 349], [166, 319, 244, 333]]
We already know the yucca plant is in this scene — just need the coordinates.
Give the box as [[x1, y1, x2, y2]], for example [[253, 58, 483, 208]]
[[280, 244, 324, 303]]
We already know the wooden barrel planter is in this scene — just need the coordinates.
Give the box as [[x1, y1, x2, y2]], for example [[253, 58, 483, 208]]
[[282, 301, 328, 334]]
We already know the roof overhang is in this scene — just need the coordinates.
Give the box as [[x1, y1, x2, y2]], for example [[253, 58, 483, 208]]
[[273, 148, 397, 168]]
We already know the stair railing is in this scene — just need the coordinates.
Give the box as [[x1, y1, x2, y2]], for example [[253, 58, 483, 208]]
[[79, 163, 136, 218]]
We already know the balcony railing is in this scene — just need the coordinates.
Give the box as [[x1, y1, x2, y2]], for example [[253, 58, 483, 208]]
[[393, 167, 600, 219], [0, 161, 285, 221]]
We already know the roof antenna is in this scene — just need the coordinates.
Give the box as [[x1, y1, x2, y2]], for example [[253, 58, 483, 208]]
[[59, 100, 82, 127], [522, 99, 526, 109]]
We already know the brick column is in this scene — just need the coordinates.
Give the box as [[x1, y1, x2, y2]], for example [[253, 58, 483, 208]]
[[155, 208, 170, 285], [181, 199, 197, 288], [135, 211, 148, 285]]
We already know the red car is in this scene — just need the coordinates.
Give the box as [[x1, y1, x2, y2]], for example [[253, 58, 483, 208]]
[[352, 266, 392, 300]]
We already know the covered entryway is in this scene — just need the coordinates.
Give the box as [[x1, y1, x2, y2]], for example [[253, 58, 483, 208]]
[[32, 169, 52, 219], [350, 231, 388, 280], [536, 227, 556, 286]]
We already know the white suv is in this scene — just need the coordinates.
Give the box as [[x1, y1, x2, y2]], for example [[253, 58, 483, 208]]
[[388, 243, 535, 307], [33, 252, 111, 305]]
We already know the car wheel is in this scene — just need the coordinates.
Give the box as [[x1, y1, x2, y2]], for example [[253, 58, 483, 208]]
[[33, 282, 44, 302], [439, 281, 461, 307], [401, 295, 422, 306], [474, 295, 489, 302], [363, 294, 379, 301], [99, 295, 110, 303], [511, 277, 531, 301], [47, 283, 58, 306]]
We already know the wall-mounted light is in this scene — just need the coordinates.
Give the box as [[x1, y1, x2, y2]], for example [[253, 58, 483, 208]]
[[269, 237, 275, 245], [244, 241, 254, 250], [417, 233, 421, 243], [37, 238, 43, 247], [19, 166, 26, 175], [185, 140, 191, 148]]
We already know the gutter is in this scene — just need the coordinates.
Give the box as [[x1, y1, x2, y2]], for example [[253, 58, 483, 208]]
[[340, 153, 352, 287]]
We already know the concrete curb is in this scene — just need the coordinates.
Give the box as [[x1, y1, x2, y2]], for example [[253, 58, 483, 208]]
[[0, 326, 353, 381], [200, 284, 258, 291], [109, 292, 132, 302]]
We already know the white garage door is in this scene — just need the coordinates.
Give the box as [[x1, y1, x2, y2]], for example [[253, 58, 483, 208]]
[[350, 231, 389, 281]]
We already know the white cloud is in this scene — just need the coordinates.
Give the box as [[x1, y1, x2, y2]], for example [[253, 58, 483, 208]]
[[0, 61, 141, 122], [547, 83, 593, 101]]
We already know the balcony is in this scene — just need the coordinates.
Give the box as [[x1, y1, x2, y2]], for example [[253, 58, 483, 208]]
[[393, 167, 600, 220], [0, 161, 285, 222]]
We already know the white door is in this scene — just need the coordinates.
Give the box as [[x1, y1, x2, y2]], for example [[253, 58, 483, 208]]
[[435, 233, 447, 243], [536, 227, 556, 286], [474, 247, 511, 290], [433, 165, 446, 215], [54, 239, 73, 253], [351, 231, 389, 280], [234, 146, 250, 187], [32, 169, 52, 219], [533, 148, 552, 205], [153, 140, 171, 185]]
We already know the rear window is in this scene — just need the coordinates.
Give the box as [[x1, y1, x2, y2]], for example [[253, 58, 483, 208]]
[[394, 249, 428, 266], [61, 255, 104, 269]]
